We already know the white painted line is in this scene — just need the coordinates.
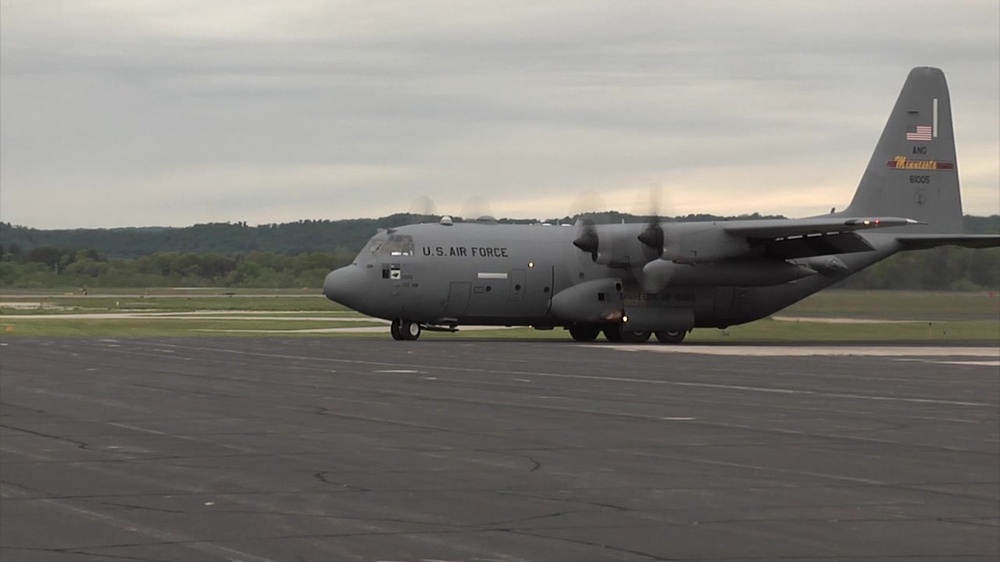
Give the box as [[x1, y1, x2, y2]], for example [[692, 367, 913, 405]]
[[927, 360, 1000, 367], [194, 327, 387, 334], [607, 345, 1000, 358], [5, 313, 387, 321], [773, 316, 935, 324]]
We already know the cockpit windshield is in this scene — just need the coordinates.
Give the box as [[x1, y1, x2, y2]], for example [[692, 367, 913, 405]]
[[380, 235, 414, 256]]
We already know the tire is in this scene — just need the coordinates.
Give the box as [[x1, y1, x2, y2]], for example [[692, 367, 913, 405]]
[[621, 330, 651, 343], [568, 324, 601, 342], [390, 319, 405, 341], [654, 330, 687, 344], [603, 326, 623, 342], [401, 320, 421, 341]]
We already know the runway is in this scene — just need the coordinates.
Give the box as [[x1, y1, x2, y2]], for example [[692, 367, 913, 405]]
[[1, 338, 997, 561]]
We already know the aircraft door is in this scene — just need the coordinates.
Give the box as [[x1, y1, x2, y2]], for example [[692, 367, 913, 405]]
[[443, 282, 471, 318], [512, 264, 554, 318]]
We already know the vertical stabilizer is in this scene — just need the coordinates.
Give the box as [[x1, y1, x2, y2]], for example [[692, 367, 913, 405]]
[[843, 67, 964, 233]]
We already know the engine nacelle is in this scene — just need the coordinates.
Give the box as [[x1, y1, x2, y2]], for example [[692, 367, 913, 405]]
[[550, 278, 625, 323]]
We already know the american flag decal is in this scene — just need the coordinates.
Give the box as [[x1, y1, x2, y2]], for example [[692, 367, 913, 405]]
[[906, 125, 933, 141]]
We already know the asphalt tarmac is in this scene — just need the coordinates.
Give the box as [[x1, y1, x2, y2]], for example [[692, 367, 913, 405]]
[[1, 337, 997, 561]]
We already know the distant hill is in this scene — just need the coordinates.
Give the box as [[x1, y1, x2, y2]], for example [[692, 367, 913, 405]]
[[1, 215, 425, 258], [1, 213, 997, 259]]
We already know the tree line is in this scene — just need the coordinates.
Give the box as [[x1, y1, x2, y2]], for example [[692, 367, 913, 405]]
[[0, 249, 354, 289], [0, 245, 996, 291], [13, 212, 991, 259], [1, 215, 470, 258]]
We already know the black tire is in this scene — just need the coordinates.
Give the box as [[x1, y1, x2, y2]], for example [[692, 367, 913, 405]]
[[401, 320, 421, 341], [654, 330, 687, 344], [568, 324, 601, 342], [621, 330, 651, 343], [603, 326, 623, 342], [390, 319, 405, 341]]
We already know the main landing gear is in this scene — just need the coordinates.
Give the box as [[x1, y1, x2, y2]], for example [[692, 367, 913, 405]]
[[568, 323, 688, 344], [568, 324, 601, 342], [654, 330, 687, 344], [390, 319, 421, 341]]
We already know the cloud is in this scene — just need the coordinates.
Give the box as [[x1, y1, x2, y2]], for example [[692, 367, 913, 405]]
[[1, 1, 997, 228]]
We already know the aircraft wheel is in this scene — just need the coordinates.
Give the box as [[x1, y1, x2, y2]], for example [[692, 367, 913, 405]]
[[621, 330, 651, 343], [401, 320, 421, 341], [603, 326, 623, 342], [655, 330, 687, 344], [390, 319, 405, 341], [568, 324, 601, 342]]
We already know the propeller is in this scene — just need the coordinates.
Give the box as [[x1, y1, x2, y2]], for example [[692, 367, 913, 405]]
[[459, 196, 495, 222], [635, 183, 683, 293], [572, 217, 599, 260], [569, 191, 607, 262], [637, 183, 665, 259], [407, 196, 439, 222]]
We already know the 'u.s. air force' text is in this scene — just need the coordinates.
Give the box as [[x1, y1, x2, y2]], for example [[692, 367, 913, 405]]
[[423, 246, 510, 257]]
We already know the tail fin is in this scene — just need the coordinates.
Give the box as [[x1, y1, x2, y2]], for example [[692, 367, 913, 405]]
[[842, 67, 964, 233]]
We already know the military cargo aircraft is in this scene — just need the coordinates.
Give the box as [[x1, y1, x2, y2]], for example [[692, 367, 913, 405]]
[[324, 67, 999, 342]]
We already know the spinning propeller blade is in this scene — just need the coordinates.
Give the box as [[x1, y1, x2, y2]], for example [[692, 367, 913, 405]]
[[637, 183, 665, 258]]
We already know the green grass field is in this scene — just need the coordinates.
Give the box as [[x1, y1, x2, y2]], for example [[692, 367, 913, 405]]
[[1, 289, 998, 342]]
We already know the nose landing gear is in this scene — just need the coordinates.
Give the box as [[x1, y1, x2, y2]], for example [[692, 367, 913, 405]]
[[390, 319, 422, 341]]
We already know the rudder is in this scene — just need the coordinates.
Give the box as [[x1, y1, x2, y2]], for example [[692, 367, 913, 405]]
[[842, 67, 964, 233]]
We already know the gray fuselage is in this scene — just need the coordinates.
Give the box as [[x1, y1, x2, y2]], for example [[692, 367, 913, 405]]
[[323, 221, 899, 331]]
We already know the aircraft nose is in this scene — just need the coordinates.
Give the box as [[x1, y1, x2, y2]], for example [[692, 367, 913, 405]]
[[323, 265, 366, 307]]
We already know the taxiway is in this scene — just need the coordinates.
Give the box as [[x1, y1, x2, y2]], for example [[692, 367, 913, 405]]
[[1, 337, 997, 561]]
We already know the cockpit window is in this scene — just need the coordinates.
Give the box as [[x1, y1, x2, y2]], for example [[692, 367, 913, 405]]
[[381, 235, 414, 256]]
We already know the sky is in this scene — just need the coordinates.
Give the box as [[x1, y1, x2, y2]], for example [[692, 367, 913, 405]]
[[1, 0, 998, 229]]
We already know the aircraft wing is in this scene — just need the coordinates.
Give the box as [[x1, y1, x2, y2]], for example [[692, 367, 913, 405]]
[[722, 216, 920, 239], [715, 216, 920, 260]]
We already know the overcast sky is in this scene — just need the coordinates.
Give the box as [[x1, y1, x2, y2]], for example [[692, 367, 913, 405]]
[[1, 1, 998, 229]]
